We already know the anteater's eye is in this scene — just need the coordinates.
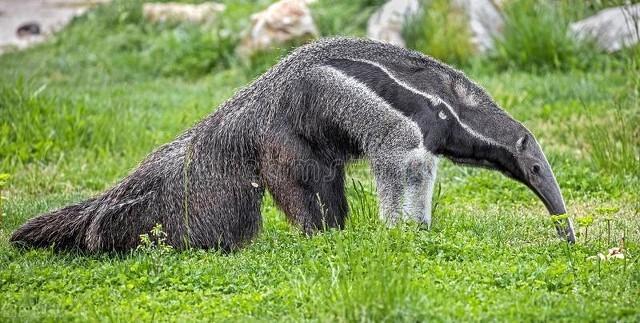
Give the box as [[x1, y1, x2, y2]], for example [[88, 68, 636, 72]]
[[438, 111, 447, 120], [532, 164, 541, 174]]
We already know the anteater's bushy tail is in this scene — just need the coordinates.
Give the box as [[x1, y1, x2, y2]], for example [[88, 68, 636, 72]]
[[10, 198, 96, 251]]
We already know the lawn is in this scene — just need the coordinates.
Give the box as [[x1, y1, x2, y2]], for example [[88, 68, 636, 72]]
[[1, 0, 639, 321]]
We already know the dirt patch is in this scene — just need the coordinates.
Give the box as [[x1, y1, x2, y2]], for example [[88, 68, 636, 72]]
[[0, 0, 109, 54]]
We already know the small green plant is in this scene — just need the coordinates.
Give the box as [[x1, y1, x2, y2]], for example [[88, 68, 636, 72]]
[[136, 223, 173, 285], [577, 214, 595, 241], [404, 0, 475, 66], [596, 206, 620, 245], [137, 223, 173, 254], [550, 213, 569, 223]]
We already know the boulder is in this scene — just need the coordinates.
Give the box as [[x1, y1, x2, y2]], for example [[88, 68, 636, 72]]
[[569, 4, 640, 52], [142, 2, 225, 24], [453, 0, 504, 53], [236, 0, 318, 57], [366, 0, 420, 48]]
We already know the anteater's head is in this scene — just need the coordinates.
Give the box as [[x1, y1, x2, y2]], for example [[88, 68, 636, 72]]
[[421, 70, 575, 243]]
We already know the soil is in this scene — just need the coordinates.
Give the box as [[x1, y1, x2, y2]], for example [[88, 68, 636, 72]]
[[0, 0, 109, 54]]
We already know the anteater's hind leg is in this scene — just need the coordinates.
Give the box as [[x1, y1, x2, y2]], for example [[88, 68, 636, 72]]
[[184, 165, 265, 252], [261, 134, 348, 234]]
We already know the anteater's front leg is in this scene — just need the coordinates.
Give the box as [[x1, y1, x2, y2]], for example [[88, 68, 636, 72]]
[[401, 148, 438, 228], [370, 141, 436, 227]]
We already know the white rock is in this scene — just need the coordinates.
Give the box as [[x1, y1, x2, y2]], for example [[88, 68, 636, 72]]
[[143, 2, 225, 24], [236, 0, 318, 57], [569, 4, 640, 52], [453, 0, 504, 53], [366, 0, 420, 48]]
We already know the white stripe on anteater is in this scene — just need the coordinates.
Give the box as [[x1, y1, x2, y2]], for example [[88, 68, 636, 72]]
[[345, 58, 504, 148]]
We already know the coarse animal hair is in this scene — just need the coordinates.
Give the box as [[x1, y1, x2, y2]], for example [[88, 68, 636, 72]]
[[11, 37, 574, 253]]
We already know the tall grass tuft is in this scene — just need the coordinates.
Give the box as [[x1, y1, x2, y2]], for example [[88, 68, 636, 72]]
[[312, 0, 386, 37], [492, 0, 602, 71], [586, 98, 640, 177], [586, 31, 640, 177], [403, 0, 475, 67]]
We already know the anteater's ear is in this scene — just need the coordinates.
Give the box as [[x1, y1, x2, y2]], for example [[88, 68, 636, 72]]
[[516, 134, 529, 152]]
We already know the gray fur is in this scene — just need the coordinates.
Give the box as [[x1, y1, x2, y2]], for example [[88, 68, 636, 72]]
[[11, 37, 573, 252]]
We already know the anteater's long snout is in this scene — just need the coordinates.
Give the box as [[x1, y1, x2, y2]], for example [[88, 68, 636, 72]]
[[537, 173, 566, 215], [531, 165, 576, 244]]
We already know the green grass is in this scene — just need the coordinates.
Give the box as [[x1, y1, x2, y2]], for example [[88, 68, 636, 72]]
[[403, 0, 475, 67], [1, 1, 639, 321]]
